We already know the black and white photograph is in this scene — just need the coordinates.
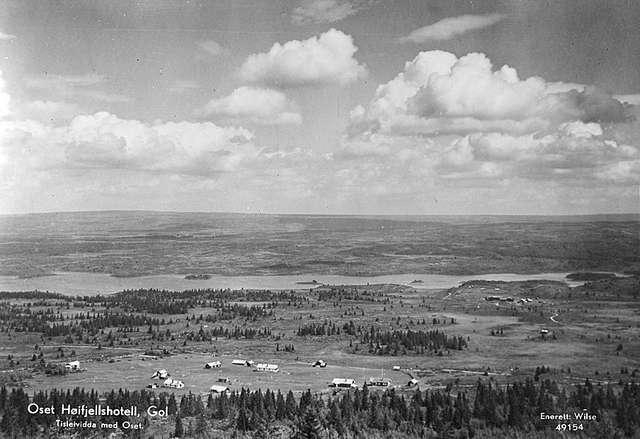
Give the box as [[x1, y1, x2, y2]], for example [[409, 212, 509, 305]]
[[0, 1, 639, 438]]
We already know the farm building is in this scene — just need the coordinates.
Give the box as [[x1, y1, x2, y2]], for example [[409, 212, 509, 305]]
[[65, 360, 80, 371], [151, 369, 170, 379], [232, 359, 254, 366], [368, 377, 391, 387], [407, 378, 419, 387], [329, 378, 357, 388], [204, 361, 222, 369], [312, 360, 327, 367], [162, 378, 184, 389], [209, 384, 230, 394], [255, 363, 279, 372]]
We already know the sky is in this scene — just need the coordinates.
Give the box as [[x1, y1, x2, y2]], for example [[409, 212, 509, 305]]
[[0, 0, 639, 215]]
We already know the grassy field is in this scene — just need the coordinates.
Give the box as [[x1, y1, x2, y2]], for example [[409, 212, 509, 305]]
[[0, 275, 636, 400]]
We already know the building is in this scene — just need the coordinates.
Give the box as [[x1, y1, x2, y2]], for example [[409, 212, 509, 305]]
[[329, 378, 357, 388], [162, 378, 184, 389], [209, 384, 230, 394], [204, 361, 222, 369], [368, 377, 391, 387], [313, 360, 327, 367], [232, 359, 254, 366], [64, 360, 80, 371], [255, 363, 279, 372], [407, 378, 419, 387], [392, 365, 401, 371], [151, 369, 170, 379]]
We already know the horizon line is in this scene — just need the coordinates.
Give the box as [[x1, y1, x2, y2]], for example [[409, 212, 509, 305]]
[[0, 209, 638, 218]]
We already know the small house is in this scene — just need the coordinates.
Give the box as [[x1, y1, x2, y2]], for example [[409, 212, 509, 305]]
[[407, 378, 419, 387], [162, 378, 184, 389], [65, 360, 80, 371], [209, 384, 230, 394], [255, 363, 279, 372], [232, 359, 254, 366], [329, 378, 357, 388], [313, 360, 327, 368], [204, 361, 222, 369], [151, 369, 170, 379], [392, 365, 401, 371], [368, 377, 391, 387]]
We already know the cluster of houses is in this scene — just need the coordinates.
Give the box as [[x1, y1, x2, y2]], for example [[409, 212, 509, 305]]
[[144, 358, 416, 394], [64, 360, 81, 372], [150, 369, 185, 389]]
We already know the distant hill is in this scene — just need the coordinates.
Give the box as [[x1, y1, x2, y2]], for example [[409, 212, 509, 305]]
[[0, 211, 638, 278]]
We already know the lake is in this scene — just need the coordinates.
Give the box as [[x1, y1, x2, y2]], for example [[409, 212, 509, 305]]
[[0, 271, 585, 296]]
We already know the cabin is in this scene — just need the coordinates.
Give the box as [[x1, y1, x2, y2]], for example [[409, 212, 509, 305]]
[[407, 378, 419, 387], [255, 363, 279, 372], [232, 359, 254, 367], [329, 378, 357, 388], [162, 378, 184, 389], [151, 369, 170, 379], [312, 360, 327, 368], [209, 384, 230, 394], [204, 361, 222, 369], [65, 360, 80, 371], [368, 377, 391, 387]]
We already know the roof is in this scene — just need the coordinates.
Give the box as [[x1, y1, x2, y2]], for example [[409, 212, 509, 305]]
[[210, 385, 229, 393], [332, 378, 355, 385], [255, 363, 279, 370]]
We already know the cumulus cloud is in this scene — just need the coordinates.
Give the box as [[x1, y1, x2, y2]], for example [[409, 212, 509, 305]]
[[342, 49, 639, 193], [0, 111, 260, 177], [615, 94, 640, 106], [24, 73, 131, 103], [199, 87, 302, 125], [401, 14, 505, 43], [168, 80, 200, 94], [239, 29, 367, 88], [0, 31, 16, 41], [0, 70, 10, 118], [197, 40, 227, 56], [291, 0, 359, 25], [16, 100, 83, 123], [349, 51, 632, 138]]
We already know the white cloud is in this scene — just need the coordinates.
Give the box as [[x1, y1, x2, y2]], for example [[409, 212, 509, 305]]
[[199, 87, 302, 125], [239, 28, 367, 88], [0, 70, 10, 118], [560, 121, 603, 138], [291, 0, 359, 25], [0, 112, 260, 177], [401, 14, 506, 42], [24, 73, 131, 103], [615, 94, 640, 105], [16, 100, 83, 123], [0, 31, 16, 41], [197, 40, 227, 56], [168, 80, 200, 94], [349, 51, 630, 138], [341, 49, 639, 192]]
